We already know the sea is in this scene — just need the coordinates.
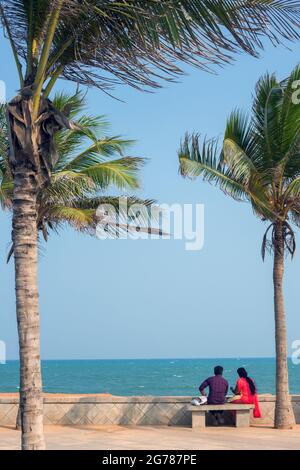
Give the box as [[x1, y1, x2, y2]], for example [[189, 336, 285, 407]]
[[0, 358, 299, 396]]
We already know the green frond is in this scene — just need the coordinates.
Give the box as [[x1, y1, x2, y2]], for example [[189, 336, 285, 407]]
[[252, 72, 284, 169], [179, 133, 247, 201], [73, 195, 156, 211], [0, 104, 12, 209], [54, 116, 111, 166], [0, 89, 148, 239], [46, 206, 96, 233], [58, 137, 134, 172], [284, 176, 300, 200], [0, 104, 8, 161], [53, 91, 112, 165], [45, 195, 159, 238], [52, 91, 87, 117], [276, 65, 300, 177], [50, 91, 135, 172], [223, 138, 256, 185], [80, 157, 144, 190], [39, 170, 96, 206], [224, 109, 255, 159], [46, 1, 300, 90], [279, 65, 300, 154], [278, 129, 300, 179], [0, 178, 13, 208]]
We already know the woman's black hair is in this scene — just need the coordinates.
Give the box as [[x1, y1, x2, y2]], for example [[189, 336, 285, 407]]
[[237, 367, 256, 395]]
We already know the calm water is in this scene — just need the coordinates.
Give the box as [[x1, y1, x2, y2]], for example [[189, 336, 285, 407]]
[[0, 358, 299, 396]]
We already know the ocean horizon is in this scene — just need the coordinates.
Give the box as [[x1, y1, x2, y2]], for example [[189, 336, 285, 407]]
[[1, 358, 299, 396]]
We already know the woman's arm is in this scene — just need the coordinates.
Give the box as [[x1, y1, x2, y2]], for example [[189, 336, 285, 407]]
[[231, 379, 241, 395]]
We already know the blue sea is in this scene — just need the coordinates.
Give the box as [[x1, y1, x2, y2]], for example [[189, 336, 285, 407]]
[[0, 358, 299, 396]]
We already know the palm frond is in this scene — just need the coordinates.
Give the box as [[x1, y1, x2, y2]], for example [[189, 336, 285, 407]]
[[0, 104, 8, 156], [54, 115, 111, 166], [224, 109, 256, 160], [2, 1, 300, 93], [58, 137, 134, 172], [276, 65, 300, 177], [223, 138, 256, 185], [252, 72, 284, 170], [45, 205, 96, 233], [38, 172, 95, 212], [44, 196, 161, 239], [179, 133, 248, 201], [80, 157, 144, 190], [284, 175, 300, 200], [1, 89, 156, 238], [43, 1, 300, 89], [0, 104, 13, 209], [279, 65, 300, 152], [52, 90, 87, 118], [290, 208, 300, 228], [73, 195, 156, 210]]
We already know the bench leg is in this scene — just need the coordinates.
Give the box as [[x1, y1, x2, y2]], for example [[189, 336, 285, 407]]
[[192, 411, 206, 429], [235, 410, 250, 428]]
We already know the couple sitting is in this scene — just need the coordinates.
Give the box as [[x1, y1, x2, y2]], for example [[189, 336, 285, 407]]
[[199, 365, 261, 425]]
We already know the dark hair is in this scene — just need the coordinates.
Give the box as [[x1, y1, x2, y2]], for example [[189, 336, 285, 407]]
[[237, 367, 256, 395], [214, 366, 223, 376]]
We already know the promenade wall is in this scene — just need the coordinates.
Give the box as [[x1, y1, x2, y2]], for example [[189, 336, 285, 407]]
[[1, 394, 299, 427]]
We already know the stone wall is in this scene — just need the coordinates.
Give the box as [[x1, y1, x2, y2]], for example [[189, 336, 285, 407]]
[[0, 394, 300, 427]]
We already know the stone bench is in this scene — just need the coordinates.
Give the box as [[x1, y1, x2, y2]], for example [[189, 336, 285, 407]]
[[188, 403, 254, 429]]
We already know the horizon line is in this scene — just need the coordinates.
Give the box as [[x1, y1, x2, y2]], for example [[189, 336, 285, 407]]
[[4, 356, 281, 362]]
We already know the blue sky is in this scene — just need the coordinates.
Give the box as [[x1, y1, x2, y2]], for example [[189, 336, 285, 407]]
[[1, 33, 300, 359]]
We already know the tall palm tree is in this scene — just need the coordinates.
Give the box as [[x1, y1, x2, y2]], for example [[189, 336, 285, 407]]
[[1, 92, 157, 430], [1, 0, 300, 449], [178, 66, 300, 429]]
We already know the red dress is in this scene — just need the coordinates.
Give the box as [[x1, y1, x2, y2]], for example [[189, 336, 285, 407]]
[[232, 377, 262, 418]]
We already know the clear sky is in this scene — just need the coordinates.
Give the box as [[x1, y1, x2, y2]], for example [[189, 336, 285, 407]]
[[1, 32, 299, 360]]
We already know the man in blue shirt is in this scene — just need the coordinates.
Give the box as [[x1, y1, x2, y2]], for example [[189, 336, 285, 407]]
[[199, 365, 228, 425]]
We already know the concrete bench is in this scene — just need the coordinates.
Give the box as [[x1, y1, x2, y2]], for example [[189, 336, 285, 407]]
[[188, 403, 254, 429]]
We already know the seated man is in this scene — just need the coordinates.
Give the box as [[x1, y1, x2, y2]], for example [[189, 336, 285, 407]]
[[199, 365, 228, 425]]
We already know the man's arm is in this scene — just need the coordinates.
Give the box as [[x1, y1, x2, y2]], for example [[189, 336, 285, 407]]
[[199, 379, 209, 396]]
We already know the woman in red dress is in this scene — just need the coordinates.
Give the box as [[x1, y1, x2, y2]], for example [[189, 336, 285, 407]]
[[231, 367, 261, 418]]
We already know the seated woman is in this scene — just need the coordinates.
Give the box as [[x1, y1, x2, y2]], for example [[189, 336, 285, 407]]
[[231, 367, 261, 418]]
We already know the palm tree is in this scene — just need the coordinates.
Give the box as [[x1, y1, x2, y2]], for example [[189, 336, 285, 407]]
[[1, 93, 156, 247], [178, 66, 300, 429], [1, 0, 300, 449], [1, 92, 157, 430]]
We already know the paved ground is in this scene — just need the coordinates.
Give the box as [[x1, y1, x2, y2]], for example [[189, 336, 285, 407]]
[[1, 425, 300, 450]]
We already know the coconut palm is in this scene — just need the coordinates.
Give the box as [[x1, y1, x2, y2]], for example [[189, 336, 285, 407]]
[[178, 66, 300, 429], [1, 0, 300, 449], [1, 92, 158, 430], [1, 93, 156, 248]]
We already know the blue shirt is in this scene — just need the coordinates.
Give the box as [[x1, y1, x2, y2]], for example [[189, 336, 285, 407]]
[[199, 375, 228, 404]]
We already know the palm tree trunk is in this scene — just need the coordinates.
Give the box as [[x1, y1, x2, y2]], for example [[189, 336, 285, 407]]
[[273, 221, 295, 429], [16, 405, 21, 430], [13, 164, 45, 450]]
